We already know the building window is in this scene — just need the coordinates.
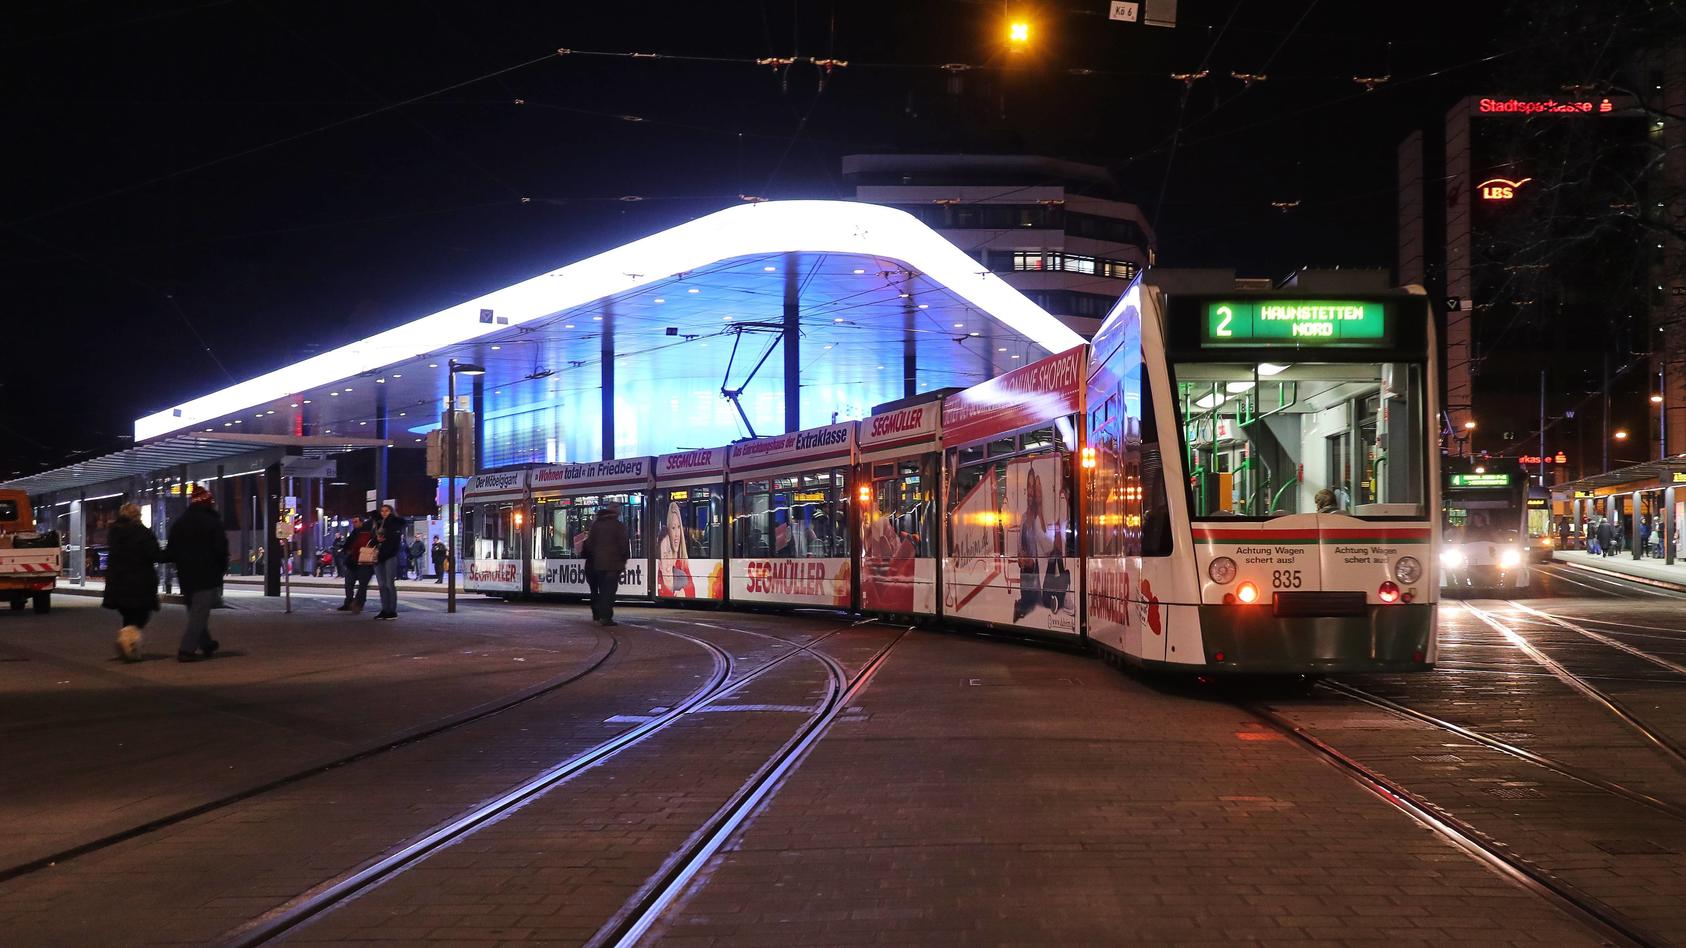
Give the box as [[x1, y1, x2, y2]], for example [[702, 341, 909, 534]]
[[1007, 252, 1137, 282]]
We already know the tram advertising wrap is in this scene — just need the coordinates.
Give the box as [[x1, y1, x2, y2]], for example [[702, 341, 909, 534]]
[[858, 402, 942, 616], [728, 422, 856, 608], [528, 458, 652, 597], [653, 448, 728, 601], [942, 346, 1086, 636], [461, 470, 528, 594]]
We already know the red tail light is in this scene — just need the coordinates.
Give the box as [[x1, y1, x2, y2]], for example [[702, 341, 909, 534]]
[[1378, 581, 1400, 603]]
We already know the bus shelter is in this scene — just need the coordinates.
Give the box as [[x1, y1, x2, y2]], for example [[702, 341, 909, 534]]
[[1552, 458, 1686, 564]]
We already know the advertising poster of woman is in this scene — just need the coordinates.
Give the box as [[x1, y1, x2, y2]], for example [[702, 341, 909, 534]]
[[656, 500, 711, 598], [1006, 456, 1077, 633]]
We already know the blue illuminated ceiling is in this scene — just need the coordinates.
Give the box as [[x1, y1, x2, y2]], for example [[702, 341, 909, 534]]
[[148, 204, 1094, 464]]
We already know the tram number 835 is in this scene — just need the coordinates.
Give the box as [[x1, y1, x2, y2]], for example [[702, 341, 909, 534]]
[[1271, 569, 1303, 589]]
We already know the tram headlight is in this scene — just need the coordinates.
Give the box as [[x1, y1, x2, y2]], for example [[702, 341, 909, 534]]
[[1207, 556, 1237, 585], [1500, 547, 1522, 569], [1393, 556, 1422, 584], [1440, 548, 1466, 569]]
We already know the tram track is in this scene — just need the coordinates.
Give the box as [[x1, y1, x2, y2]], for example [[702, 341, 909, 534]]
[[0, 624, 621, 886], [1316, 679, 1686, 821], [1461, 600, 1686, 775], [227, 615, 898, 947], [1241, 697, 1663, 948]]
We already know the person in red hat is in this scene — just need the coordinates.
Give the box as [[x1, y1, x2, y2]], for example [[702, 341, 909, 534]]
[[164, 485, 229, 662]]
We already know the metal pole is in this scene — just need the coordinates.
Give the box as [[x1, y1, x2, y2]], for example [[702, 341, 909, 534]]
[[448, 365, 458, 614], [1539, 370, 1546, 487], [1602, 351, 1611, 474], [1662, 365, 1669, 460]]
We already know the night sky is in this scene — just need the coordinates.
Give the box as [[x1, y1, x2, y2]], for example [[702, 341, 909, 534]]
[[2, 1, 1524, 476]]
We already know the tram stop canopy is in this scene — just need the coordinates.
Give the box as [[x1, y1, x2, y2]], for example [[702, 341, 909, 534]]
[[125, 200, 1089, 471]]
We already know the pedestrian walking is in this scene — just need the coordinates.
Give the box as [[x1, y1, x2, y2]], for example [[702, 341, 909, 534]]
[[1596, 517, 1613, 558], [164, 486, 228, 662], [431, 537, 447, 583], [338, 515, 377, 612], [408, 537, 426, 580], [1556, 515, 1571, 552], [104, 502, 161, 661], [372, 503, 405, 620], [582, 504, 630, 626]]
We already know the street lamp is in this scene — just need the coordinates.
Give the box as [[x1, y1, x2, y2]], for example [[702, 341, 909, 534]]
[[1462, 419, 1476, 456], [1614, 429, 1630, 441], [446, 359, 485, 614]]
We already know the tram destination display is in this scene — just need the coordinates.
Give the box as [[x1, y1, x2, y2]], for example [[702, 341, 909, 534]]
[[1449, 472, 1513, 488], [1201, 299, 1390, 347]]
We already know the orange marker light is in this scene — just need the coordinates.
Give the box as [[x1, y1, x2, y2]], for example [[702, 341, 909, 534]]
[[1236, 581, 1259, 604], [1080, 447, 1097, 470], [857, 484, 872, 504], [513, 511, 524, 529]]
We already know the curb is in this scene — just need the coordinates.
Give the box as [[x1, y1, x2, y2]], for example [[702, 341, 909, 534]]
[[1551, 556, 1686, 593]]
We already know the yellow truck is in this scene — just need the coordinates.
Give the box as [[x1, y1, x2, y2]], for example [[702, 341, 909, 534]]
[[0, 489, 59, 613]]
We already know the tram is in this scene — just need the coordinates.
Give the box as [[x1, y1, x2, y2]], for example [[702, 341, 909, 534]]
[[1440, 459, 1531, 590], [453, 276, 1440, 675]]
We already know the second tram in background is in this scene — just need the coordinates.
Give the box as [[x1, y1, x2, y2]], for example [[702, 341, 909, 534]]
[[459, 275, 1441, 675], [1439, 459, 1532, 592]]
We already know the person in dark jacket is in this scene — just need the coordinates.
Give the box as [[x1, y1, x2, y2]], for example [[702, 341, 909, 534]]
[[103, 503, 161, 661], [338, 516, 376, 612], [372, 503, 405, 620], [431, 538, 447, 583], [164, 486, 229, 662], [408, 537, 426, 579], [1596, 518, 1614, 558], [582, 505, 631, 626]]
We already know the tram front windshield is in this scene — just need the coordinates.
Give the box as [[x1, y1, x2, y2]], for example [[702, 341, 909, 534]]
[[1444, 496, 1523, 544], [1174, 360, 1427, 519]]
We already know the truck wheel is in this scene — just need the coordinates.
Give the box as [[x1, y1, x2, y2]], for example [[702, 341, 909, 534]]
[[32, 593, 50, 614], [8, 596, 23, 611]]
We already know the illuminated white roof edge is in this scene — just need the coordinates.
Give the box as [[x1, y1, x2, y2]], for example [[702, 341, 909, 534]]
[[134, 200, 1086, 442]]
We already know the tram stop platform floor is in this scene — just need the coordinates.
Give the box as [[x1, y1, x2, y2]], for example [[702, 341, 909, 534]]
[[1551, 549, 1686, 590], [0, 591, 1594, 945]]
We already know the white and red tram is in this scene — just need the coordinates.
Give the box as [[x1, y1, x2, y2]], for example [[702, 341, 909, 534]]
[[456, 277, 1439, 675]]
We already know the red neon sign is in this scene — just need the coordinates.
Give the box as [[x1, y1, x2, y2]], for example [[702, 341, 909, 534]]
[[1477, 97, 1613, 116], [1478, 177, 1531, 201]]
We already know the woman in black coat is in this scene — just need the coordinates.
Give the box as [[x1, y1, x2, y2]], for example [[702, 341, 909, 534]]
[[102, 503, 161, 629]]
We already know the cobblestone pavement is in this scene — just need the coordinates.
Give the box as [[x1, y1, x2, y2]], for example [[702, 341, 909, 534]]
[[10, 578, 1686, 946]]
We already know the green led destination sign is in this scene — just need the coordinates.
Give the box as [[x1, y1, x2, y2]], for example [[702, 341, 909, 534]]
[[1202, 299, 1389, 347], [1449, 472, 1514, 488]]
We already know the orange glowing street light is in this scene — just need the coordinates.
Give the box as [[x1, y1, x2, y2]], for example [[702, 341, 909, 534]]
[[1007, 19, 1031, 46], [1614, 429, 1630, 441]]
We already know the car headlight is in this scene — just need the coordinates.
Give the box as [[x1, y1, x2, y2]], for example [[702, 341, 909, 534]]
[[1394, 555, 1422, 584], [1208, 556, 1237, 585], [1500, 548, 1522, 568], [1440, 548, 1466, 569]]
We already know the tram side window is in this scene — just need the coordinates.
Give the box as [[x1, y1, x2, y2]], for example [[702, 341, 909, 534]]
[[732, 472, 849, 559], [1137, 363, 1172, 556], [1086, 394, 1125, 558], [657, 487, 723, 559], [538, 494, 645, 559], [867, 459, 936, 558], [466, 503, 514, 559]]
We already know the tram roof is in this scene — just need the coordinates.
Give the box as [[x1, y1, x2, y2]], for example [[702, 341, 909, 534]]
[[127, 200, 1088, 456]]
